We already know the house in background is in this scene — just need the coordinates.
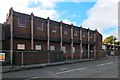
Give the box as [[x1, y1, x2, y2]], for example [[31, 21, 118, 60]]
[[1, 8, 103, 65]]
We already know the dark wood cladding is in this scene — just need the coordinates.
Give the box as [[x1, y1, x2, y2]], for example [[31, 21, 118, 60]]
[[73, 40, 81, 44], [34, 36, 48, 41], [13, 33, 31, 39]]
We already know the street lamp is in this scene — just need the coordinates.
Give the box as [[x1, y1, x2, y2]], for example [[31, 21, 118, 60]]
[[113, 35, 115, 58]]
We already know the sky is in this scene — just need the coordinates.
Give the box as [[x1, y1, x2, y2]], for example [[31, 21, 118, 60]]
[[0, 0, 119, 41]]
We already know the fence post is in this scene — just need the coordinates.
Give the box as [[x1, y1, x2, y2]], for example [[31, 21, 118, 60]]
[[21, 52, 24, 67]]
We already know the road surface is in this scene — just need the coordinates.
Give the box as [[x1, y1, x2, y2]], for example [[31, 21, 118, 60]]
[[2, 56, 119, 79]]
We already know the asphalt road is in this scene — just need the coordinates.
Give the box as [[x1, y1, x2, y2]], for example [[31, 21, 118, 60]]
[[2, 56, 119, 79]]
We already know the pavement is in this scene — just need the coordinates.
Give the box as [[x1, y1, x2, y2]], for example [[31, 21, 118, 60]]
[[2, 56, 119, 79], [1, 57, 108, 73]]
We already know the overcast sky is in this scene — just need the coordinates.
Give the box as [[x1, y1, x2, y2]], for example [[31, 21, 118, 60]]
[[0, 0, 119, 40]]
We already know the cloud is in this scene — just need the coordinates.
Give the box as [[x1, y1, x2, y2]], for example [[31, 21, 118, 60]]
[[82, 0, 118, 40], [0, 0, 60, 23], [62, 19, 77, 25]]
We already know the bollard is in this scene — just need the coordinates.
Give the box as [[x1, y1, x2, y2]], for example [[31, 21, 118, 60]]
[[21, 52, 24, 67]]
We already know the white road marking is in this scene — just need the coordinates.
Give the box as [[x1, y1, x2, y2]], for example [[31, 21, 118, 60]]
[[25, 76, 38, 80], [56, 67, 87, 75], [60, 68, 68, 70], [97, 63, 106, 67], [106, 62, 114, 65], [97, 62, 114, 67]]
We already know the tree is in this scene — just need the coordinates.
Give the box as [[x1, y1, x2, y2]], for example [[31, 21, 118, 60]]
[[103, 35, 117, 44]]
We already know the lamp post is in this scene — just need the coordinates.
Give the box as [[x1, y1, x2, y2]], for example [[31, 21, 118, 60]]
[[113, 35, 115, 58]]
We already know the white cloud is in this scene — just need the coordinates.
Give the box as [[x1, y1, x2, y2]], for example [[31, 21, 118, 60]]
[[82, 0, 118, 40], [62, 19, 77, 25], [0, 0, 60, 23]]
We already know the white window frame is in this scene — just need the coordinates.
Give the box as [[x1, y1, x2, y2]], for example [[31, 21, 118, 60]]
[[50, 46, 55, 51], [82, 32, 85, 37], [74, 30, 77, 36], [64, 28, 68, 34], [35, 45, 41, 50], [17, 44, 25, 50], [73, 47, 75, 53], [18, 18, 26, 28], [37, 22, 43, 30], [62, 46, 66, 53], [52, 26, 57, 33]]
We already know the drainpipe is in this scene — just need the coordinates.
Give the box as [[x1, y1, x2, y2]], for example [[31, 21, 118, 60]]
[[71, 24, 73, 59], [10, 8, 13, 67], [31, 13, 34, 50], [47, 17, 50, 51], [80, 26, 83, 59], [47, 17, 50, 63], [60, 21, 63, 51], [88, 28, 90, 59], [94, 33, 96, 59]]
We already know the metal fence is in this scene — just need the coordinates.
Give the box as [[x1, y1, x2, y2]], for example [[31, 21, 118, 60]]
[[1, 49, 119, 66]]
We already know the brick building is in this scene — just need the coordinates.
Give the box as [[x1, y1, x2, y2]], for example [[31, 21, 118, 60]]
[[1, 8, 103, 65]]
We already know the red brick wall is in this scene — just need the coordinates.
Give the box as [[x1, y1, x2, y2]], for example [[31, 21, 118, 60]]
[[50, 42, 60, 51], [73, 44, 80, 59], [13, 12, 31, 36], [50, 21, 60, 39], [33, 17, 47, 38], [13, 39, 31, 50], [34, 40, 47, 51], [73, 27, 80, 42], [62, 24, 71, 41]]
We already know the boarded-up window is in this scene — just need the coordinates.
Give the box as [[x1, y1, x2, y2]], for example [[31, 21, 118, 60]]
[[35, 45, 41, 50], [62, 46, 66, 53], [73, 47, 75, 53], [50, 46, 55, 51], [17, 44, 25, 50]]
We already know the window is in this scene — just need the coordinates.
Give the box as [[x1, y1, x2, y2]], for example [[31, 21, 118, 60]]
[[82, 32, 85, 37], [73, 47, 75, 53], [74, 30, 77, 36], [35, 45, 41, 50], [51, 26, 57, 33], [17, 44, 25, 50], [64, 28, 68, 34], [50, 46, 55, 51], [62, 46, 66, 53], [89, 32, 92, 38], [37, 23, 43, 30], [18, 18, 26, 27]]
